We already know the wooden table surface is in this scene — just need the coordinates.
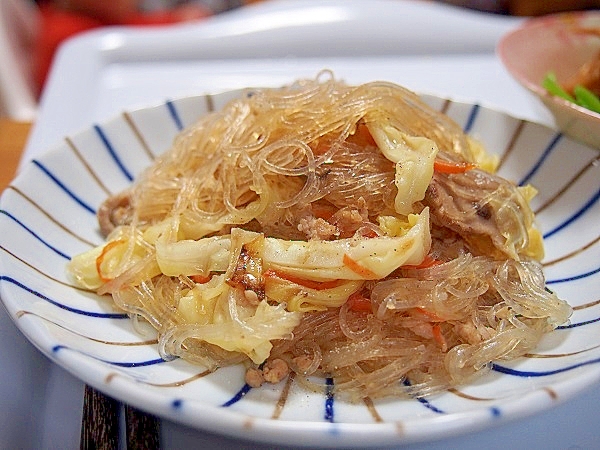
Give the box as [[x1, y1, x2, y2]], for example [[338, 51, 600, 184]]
[[0, 118, 32, 193]]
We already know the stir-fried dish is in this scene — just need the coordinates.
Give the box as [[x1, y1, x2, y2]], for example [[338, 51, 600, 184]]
[[67, 74, 571, 400]]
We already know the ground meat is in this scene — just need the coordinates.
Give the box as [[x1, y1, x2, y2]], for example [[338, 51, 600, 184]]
[[297, 216, 339, 240], [243, 289, 260, 306], [428, 225, 470, 261], [244, 367, 264, 388], [329, 198, 370, 238], [296, 198, 371, 240], [244, 358, 290, 387], [97, 190, 133, 237], [262, 358, 290, 384]]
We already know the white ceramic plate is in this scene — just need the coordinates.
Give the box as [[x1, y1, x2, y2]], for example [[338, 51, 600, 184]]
[[498, 11, 600, 150], [1, 90, 599, 448]]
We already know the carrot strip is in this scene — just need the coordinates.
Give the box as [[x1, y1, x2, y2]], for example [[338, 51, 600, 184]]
[[95, 239, 125, 282], [342, 254, 378, 278], [433, 159, 475, 174], [190, 274, 212, 284], [432, 324, 448, 352]]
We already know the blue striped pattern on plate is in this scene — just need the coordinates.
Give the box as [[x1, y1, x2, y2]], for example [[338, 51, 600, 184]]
[[0, 91, 599, 447]]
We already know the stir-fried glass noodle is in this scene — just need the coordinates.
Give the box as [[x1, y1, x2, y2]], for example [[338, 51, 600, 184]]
[[67, 72, 571, 400]]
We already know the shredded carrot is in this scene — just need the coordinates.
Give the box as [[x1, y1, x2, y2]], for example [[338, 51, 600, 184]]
[[263, 269, 343, 290], [190, 274, 212, 284], [432, 324, 448, 352], [347, 291, 372, 312], [95, 239, 125, 282], [433, 159, 475, 174], [342, 254, 378, 278]]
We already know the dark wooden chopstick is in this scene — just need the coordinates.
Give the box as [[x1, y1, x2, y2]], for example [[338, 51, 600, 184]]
[[125, 403, 161, 450], [81, 385, 120, 449], [81, 385, 161, 449]]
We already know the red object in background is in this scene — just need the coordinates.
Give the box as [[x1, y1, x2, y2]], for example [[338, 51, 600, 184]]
[[33, 3, 211, 96]]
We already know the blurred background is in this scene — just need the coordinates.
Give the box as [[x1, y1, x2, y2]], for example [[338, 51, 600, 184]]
[[1, 0, 600, 123]]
